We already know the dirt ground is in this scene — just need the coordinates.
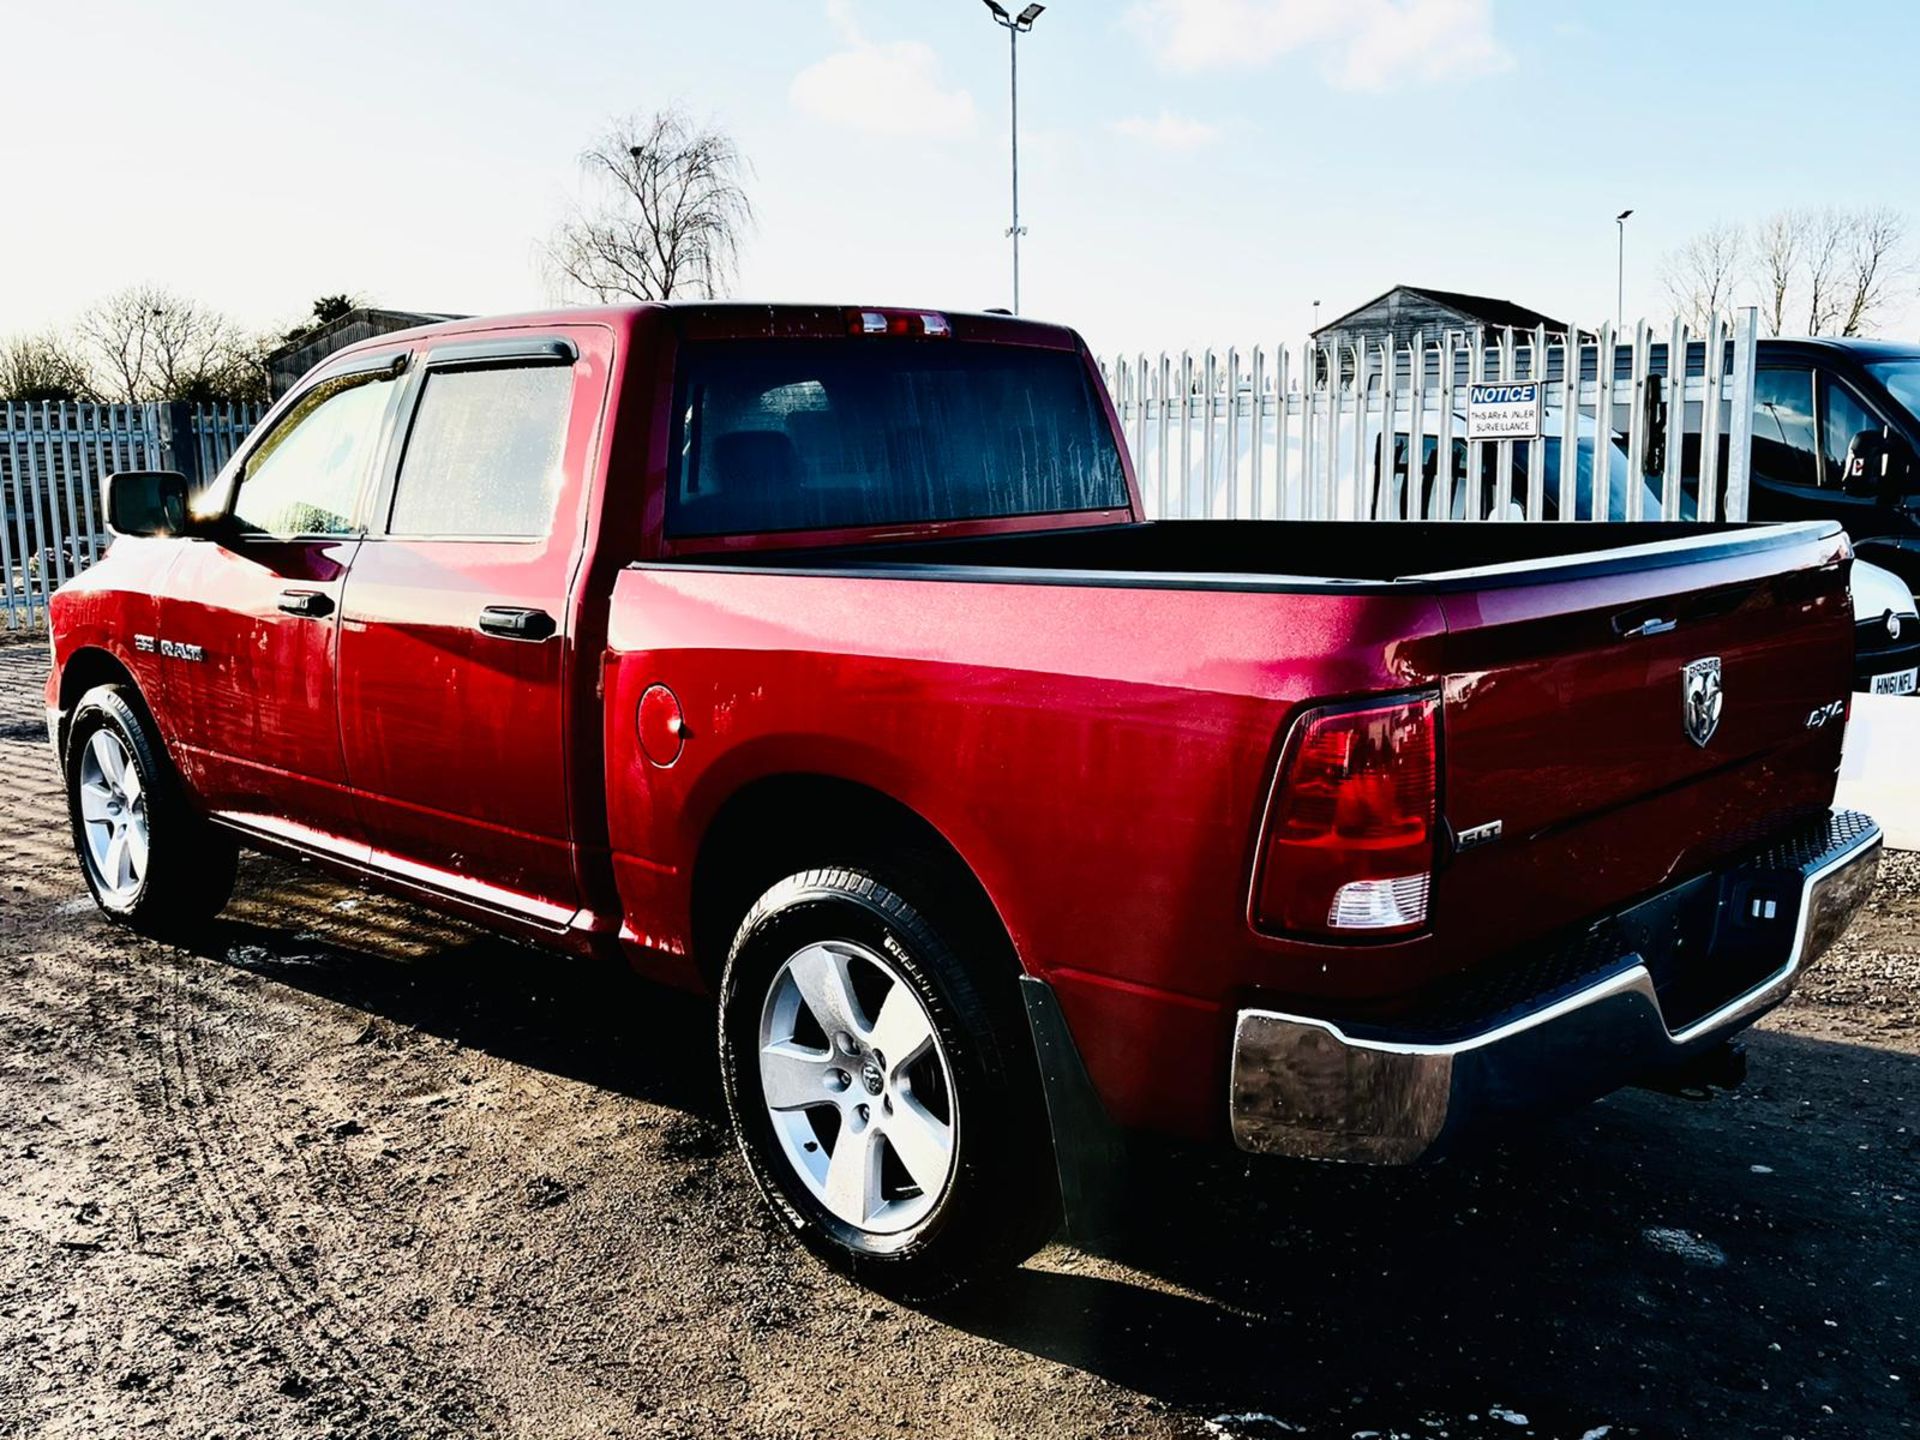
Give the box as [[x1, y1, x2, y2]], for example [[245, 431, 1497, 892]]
[[0, 636, 1914, 1440]]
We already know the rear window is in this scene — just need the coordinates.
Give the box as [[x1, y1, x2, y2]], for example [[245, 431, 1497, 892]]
[[665, 340, 1129, 537]]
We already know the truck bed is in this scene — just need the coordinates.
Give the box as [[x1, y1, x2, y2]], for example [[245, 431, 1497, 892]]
[[649, 518, 1842, 592]]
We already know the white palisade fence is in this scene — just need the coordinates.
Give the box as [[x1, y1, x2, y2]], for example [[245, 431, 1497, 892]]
[[2, 313, 1761, 630], [1100, 309, 1758, 527], [1, 401, 261, 630]]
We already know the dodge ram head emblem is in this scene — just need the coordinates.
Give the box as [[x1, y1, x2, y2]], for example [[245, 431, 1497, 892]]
[[1682, 656, 1723, 747]]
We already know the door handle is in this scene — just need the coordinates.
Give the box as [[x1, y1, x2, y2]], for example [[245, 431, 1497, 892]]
[[1616, 615, 1676, 639], [477, 605, 556, 641], [277, 589, 333, 618]]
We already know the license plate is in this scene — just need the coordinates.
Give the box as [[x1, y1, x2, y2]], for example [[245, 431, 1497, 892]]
[[1870, 667, 1918, 695]]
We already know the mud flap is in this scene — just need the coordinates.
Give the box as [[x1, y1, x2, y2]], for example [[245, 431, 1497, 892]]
[[1018, 975, 1130, 1248]]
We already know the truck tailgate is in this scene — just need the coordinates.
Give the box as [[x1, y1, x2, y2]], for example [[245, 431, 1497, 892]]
[[1430, 525, 1854, 964]]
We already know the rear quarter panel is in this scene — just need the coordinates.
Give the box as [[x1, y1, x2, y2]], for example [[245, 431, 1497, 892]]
[[602, 565, 1446, 1136]]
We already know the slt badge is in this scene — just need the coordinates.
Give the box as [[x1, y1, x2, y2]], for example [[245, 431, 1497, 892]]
[[1681, 656, 1722, 747]]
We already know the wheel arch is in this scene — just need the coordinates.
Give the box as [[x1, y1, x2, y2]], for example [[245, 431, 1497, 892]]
[[55, 645, 146, 758], [689, 773, 1023, 994]]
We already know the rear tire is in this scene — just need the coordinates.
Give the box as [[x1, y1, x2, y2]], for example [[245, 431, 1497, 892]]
[[64, 684, 237, 934], [718, 865, 1058, 1297]]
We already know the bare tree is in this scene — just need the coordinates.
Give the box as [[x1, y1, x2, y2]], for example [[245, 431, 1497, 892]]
[[1837, 205, 1910, 337], [1753, 209, 1805, 336], [546, 108, 754, 303], [75, 285, 265, 404], [1661, 221, 1746, 330], [1801, 208, 1851, 337], [0, 331, 93, 401]]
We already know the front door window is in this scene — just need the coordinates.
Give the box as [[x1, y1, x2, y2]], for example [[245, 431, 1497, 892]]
[[234, 370, 397, 537], [1820, 373, 1881, 489]]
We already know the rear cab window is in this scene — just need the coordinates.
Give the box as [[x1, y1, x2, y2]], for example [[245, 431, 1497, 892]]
[[665, 339, 1129, 538]]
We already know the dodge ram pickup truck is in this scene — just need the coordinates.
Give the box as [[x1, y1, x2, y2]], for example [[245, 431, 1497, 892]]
[[47, 303, 1880, 1292]]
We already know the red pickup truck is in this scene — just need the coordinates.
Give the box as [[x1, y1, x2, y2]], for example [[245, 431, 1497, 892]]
[[47, 303, 1880, 1292]]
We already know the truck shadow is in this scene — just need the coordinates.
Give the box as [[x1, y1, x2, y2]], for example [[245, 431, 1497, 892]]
[[190, 856, 723, 1116], [174, 856, 1915, 1437], [932, 1034, 1918, 1434]]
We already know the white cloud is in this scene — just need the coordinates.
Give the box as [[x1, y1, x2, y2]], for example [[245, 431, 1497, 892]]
[[1125, 0, 1512, 90], [791, 3, 976, 139], [1109, 110, 1223, 152]]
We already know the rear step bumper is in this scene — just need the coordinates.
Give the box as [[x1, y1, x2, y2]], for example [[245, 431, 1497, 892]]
[[1229, 809, 1882, 1163]]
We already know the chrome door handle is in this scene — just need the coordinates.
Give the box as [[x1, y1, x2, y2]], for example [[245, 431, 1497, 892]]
[[477, 605, 556, 641]]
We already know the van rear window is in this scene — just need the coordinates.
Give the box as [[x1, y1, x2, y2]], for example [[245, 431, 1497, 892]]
[[665, 340, 1129, 537]]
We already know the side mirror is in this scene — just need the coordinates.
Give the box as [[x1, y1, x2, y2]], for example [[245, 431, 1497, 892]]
[[1842, 427, 1913, 499], [105, 470, 192, 537]]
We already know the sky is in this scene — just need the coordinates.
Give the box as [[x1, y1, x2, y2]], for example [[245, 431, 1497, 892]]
[[3, 0, 1918, 361]]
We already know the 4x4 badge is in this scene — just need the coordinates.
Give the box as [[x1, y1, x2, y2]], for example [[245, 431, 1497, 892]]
[[1682, 656, 1722, 747]]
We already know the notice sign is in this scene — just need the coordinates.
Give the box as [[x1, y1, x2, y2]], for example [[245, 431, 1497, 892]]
[[1467, 382, 1543, 441]]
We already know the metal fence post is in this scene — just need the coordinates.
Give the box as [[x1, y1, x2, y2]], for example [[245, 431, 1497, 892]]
[[154, 401, 203, 487], [1723, 307, 1758, 522], [0, 403, 18, 629]]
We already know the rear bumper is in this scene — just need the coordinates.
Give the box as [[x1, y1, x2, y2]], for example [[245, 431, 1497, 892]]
[[1854, 626, 1920, 694], [1229, 809, 1882, 1163]]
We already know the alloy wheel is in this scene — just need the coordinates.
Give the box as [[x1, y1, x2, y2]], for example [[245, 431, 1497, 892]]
[[77, 729, 148, 902], [757, 939, 958, 1236]]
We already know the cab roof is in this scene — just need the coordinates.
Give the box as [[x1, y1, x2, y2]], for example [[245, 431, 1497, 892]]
[[323, 301, 1081, 368], [1759, 336, 1920, 362]]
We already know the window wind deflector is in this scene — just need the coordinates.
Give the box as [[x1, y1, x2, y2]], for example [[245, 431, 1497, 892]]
[[423, 336, 577, 370], [322, 350, 409, 381]]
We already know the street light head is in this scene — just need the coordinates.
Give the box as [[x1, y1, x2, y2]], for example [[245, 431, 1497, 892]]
[[1017, 3, 1045, 24], [982, 0, 1011, 20], [1617, 208, 1634, 221]]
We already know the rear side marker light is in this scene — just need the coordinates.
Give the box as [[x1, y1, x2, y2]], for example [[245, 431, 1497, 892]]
[[1252, 693, 1439, 939]]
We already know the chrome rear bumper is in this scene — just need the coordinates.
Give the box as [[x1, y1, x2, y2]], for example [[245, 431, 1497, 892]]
[[1230, 809, 1882, 1163]]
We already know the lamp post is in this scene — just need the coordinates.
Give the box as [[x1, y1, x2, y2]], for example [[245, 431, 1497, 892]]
[[983, 2, 1044, 314], [1615, 208, 1634, 330]]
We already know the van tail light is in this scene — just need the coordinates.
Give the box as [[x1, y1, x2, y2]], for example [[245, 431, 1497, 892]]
[[1251, 693, 1439, 938]]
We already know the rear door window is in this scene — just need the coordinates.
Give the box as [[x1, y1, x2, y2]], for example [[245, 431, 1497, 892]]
[[667, 341, 1129, 537], [387, 365, 574, 538], [1751, 367, 1819, 489]]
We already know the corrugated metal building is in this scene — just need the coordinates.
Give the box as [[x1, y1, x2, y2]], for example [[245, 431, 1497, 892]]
[[1312, 285, 1578, 355], [266, 307, 464, 398]]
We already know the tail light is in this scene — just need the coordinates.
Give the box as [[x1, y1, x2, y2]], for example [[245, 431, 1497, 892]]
[[1251, 693, 1439, 938]]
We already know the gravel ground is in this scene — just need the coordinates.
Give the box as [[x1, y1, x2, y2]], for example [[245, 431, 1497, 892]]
[[0, 635, 1914, 1440]]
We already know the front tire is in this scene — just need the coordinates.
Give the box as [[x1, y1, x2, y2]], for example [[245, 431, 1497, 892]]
[[64, 684, 237, 933], [718, 866, 1057, 1296]]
